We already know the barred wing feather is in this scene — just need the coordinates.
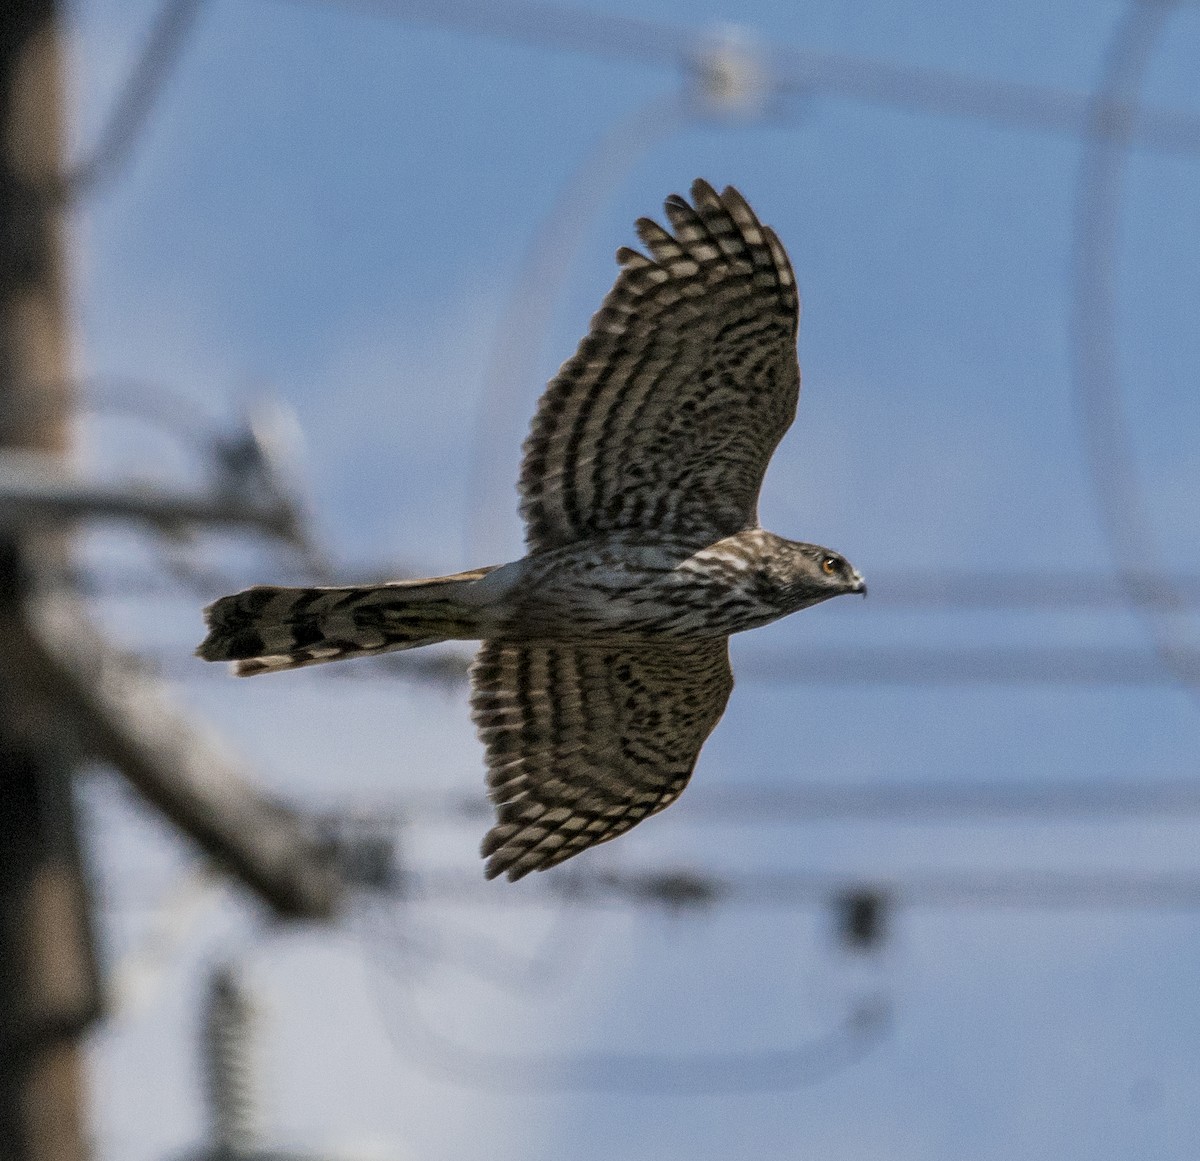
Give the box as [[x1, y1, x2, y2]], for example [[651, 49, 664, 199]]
[[519, 179, 800, 552], [470, 639, 733, 880]]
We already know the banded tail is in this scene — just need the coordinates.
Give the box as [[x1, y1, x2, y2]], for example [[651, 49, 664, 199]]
[[197, 567, 499, 676]]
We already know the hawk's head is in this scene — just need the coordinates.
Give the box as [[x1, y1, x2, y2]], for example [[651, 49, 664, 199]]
[[766, 538, 866, 612]]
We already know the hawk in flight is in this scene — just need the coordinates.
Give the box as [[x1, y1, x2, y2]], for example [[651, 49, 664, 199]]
[[199, 180, 865, 880]]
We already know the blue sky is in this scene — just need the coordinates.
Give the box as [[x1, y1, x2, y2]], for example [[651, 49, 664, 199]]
[[69, 1, 1200, 1158]]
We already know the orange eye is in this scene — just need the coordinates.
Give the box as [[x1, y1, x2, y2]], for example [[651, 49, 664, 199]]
[[822, 555, 838, 575]]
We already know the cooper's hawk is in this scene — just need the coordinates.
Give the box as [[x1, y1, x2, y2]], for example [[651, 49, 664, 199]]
[[198, 180, 865, 880]]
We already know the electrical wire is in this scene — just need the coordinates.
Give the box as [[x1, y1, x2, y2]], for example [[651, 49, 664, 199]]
[[298, 0, 1200, 154], [357, 841, 890, 1096], [737, 643, 1200, 686], [78, 560, 1200, 608], [297, 0, 692, 65], [357, 892, 890, 1093], [382, 986, 890, 1094], [63, 0, 211, 200], [360, 887, 595, 998], [1068, 0, 1200, 706], [61, 567, 1200, 608], [96, 836, 1200, 916], [853, 570, 1200, 610], [149, 642, 1200, 687], [324, 774, 1200, 826], [404, 866, 1200, 912]]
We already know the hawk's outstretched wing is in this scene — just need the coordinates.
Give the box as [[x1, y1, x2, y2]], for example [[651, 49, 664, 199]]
[[470, 638, 733, 880], [519, 179, 800, 552]]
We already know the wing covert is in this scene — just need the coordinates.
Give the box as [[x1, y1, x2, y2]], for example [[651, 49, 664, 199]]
[[518, 179, 800, 551], [470, 639, 733, 880]]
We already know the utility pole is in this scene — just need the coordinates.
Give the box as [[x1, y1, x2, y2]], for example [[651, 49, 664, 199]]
[[0, 5, 342, 1159], [0, 4, 97, 1161]]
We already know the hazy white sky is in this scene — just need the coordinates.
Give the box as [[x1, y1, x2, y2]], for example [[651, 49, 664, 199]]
[[68, 1, 1200, 1158]]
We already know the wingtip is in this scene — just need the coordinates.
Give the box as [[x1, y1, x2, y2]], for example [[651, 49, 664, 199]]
[[482, 852, 533, 882], [718, 183, 756, 220], [194, 634, 223, 663]]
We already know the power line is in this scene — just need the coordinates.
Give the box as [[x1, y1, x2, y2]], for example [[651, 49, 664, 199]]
[[403, 865, 1200, 912], [324, 774, 1200, 826], [299, 0, 1200, 154], [62, 0, 210, 199], [80, 565, 1200, 609], [301, 0, 692, 65], [1068, 0, 1200, 706], [853, 570, 1200, 610], [738, 643, 1200, 686], [363, 910, 889, 1093], [386, 994, 891, 1095], [100, 837, 1200, 914], [361, 887, 595, 998], [164, 642, 1200, 687]]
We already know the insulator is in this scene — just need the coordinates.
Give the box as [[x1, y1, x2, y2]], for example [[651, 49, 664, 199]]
[[834, 888, 889, 953], [202, 963, 261, 1156]]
